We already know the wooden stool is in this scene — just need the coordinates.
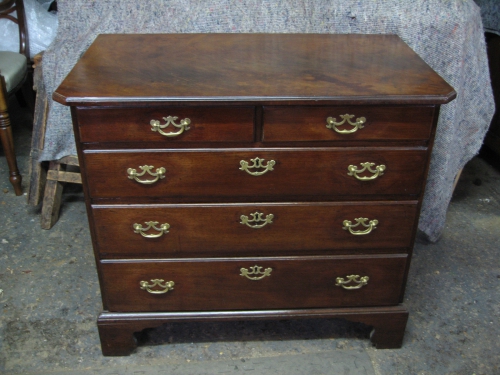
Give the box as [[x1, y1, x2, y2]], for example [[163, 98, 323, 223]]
[[40, 155, 81, 229], [27, 53, 83, 229]]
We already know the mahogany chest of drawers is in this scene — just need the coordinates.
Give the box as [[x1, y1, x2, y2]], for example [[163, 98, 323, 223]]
[[53, 34, 455, 356]]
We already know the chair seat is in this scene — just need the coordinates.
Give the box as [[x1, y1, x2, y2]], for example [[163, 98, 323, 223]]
[[0, 51, 27, 93]]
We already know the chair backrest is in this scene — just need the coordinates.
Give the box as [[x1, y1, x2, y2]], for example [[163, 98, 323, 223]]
[[0, 0, 29, 60]]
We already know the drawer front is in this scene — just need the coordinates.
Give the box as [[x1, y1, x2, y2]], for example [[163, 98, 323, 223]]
[[76, 106, 255, 143], [83, 148, 428, 199], [263, 106, 435, 142], [100, 255, 408, 312], [92, 202, 418, 256]]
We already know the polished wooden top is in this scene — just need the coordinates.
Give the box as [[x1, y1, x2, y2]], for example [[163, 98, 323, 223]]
[[53, 34, 456, 106]]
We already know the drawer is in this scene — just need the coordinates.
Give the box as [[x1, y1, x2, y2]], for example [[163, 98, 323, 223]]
[[100, 255, 408, 312], [263, 106, 435, 142], [91, 202, 418, 256], [83, 148, 428, 199], [76, 106, 255, 143]]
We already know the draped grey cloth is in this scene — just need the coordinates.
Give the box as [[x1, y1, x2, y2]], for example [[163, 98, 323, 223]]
[[474, 0, 500, 35], [37, 0, 495, 242]]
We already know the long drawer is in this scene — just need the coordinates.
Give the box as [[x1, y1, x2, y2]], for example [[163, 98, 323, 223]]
[[91, 202, 418, 256], [83, 148, 428, 199], [263, 106, 435, 142], [76, 106, 255, 143], [100, 255, 408, 312]]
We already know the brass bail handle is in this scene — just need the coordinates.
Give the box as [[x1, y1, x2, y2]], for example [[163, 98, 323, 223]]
[[240, 212, 274, 229], [127, 165, 166, 184], [133, 221, 170, 238], [335, 275, 369, 290], [347, 162, 386, 181], [240, 265, 273, 280], [139, 279, 175, 294], [326, 114, 366, 134], [151, 116, 191, 137], [342, 217, 378, 235], [239, 157, 275, 176]]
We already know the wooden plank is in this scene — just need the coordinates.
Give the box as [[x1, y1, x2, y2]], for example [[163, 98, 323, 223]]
[[58, 155, 80, 166], [40, 161, 64, 229], [47, 170, 82, 184], [27, 58, 48, 205]]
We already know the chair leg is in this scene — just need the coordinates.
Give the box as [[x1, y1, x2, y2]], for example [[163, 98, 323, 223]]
[[0, 88, 22, 196]]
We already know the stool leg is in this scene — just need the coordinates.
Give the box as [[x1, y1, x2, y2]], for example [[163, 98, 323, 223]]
[[0, 82, 22, 196], [41, 161, 64, 229]]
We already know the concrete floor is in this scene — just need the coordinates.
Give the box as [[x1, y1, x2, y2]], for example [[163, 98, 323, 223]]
[[0, 98, 499, 375]]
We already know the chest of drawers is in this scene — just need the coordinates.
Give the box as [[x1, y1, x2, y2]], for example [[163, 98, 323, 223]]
[[53, 34, 455, 356]]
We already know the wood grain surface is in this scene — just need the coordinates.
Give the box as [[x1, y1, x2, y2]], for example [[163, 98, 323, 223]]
[[83, 148, 429, 200], [100, 255, 408, 312], [91, 201, 418, 256], [53, 34, 455, 106]]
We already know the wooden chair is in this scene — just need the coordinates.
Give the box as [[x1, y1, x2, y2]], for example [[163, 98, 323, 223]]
[[0, 0, 30, 195]]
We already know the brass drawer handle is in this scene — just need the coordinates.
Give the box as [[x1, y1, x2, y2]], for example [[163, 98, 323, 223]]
[[335, 275, 369, 290], [133, 221, 170, 238], [140, 279, 175, 294], [127, 165, 166, 184], [239, 157, 276, 176], [240, 211, 274, 229], [326, 114, 366, 134], [342, 217, 378, 235], [347, 162, 386, 181], [240, 265, 272, 280], [150, 116, 191, 137]]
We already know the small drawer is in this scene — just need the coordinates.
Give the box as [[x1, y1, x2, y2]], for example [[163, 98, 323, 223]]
[[263, 106, 435, 142], [83, 148, 428, 199], [76, 106, 255, 143], [100, 254, 408, 312], [91, 202, 418, 256]]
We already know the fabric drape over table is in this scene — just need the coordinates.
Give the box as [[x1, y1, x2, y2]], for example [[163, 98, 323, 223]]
[[474, 0, 500, 35], [35, 0, 495, 242]]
